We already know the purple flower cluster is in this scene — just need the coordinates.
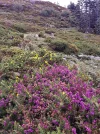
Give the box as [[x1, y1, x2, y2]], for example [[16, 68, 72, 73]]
[[0, 65, 99, 133], [0, 98, 9, 108], [24, 128, 33, 134]]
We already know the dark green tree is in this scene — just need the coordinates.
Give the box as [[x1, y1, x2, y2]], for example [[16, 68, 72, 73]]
[[68, 0, 100, 34]]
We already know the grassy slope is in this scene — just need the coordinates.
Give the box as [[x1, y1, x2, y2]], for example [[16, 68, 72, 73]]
[[0, 1, 100, 56], [55, 28, 100, 55]]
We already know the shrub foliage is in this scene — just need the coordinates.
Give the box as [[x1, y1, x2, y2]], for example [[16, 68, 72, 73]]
[[0, 50, 99, 134]]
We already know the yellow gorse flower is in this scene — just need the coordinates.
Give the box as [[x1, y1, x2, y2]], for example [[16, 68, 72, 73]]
[[39, 67, 42, 71], [10, 60, 14, 64], [45, 61, 49, 65], [34, 53, 39, 59], [16, 76, 19, 83], [50, 53, 53, 60], [62, 92, 66, 95], [16, 93, 19, 97]]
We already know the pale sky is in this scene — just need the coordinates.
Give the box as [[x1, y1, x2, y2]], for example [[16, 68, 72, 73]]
[[43, 0, 78, 7]]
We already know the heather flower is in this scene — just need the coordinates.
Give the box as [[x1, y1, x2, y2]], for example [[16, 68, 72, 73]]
[[0, 98, 9, 108], [39, 122, 49, 129], [85, 89, 95, 98], [3, 121, 7, 127], [52, 120, 59, 126], [93, 120, 97, 124], [24, 128, 33, 134], [68, 104, 72, 110], [79, 101, 86, 110], [72, 127, 77, 134], [85, 126, 91, 133], [85, 104, 91, 111], [0, 64, 99, 133], [23, 74, 28, 80], [98, 99, 100, 104], [89, 108, 94, 115], [64, 119, 70, 129]]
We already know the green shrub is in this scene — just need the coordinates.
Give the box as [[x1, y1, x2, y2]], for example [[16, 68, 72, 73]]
[[13, 24, 27, 33], [50, 39, 78, 54], [64, 43, 78, 54], [38, 32, 45, 38], [39, 127, 64, 134], [50, 39, 67, 52], [0, 24, 23, 46], [40, 8, 59, 17]]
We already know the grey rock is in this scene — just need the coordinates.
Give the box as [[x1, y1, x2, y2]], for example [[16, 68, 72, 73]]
[[13, 72, 20, 77]]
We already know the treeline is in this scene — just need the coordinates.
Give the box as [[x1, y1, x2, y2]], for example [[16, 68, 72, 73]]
[[68, 0, 100, 34]]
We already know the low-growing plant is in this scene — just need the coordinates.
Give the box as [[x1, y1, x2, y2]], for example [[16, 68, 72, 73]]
[[40, 8, 59, 17], [0, 49, 63, 89], [38, 32, 45, 38], [50, 39, 67, 52], [0, 24, 22, 46], [13, 23, 27, 33], [50, 39, 78, 54], [0, 64, 99, 133]]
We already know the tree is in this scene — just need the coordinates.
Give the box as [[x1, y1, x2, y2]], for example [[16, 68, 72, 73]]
[[68, 2, 76, 12], [67, 2, 81, 27], [95, 17, 100, 34], [68, 0, 100, 34]]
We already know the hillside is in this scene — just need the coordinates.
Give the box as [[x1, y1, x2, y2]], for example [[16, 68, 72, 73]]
[[0, 0, 100, 55], [0, 0, 100, 134], [0, 0, 69, 28]]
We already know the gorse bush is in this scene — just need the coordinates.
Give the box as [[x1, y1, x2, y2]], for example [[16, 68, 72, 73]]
[[0, 49, 99, 133], [0, 50, 63, 99], [0, 64, 99, 133]]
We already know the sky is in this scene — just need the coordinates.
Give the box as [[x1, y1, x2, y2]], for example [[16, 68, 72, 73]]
[[42, 0, 78, 7]]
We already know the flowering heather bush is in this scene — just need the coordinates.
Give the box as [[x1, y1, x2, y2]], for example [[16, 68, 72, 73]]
[[0, 64, 99, 134]]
